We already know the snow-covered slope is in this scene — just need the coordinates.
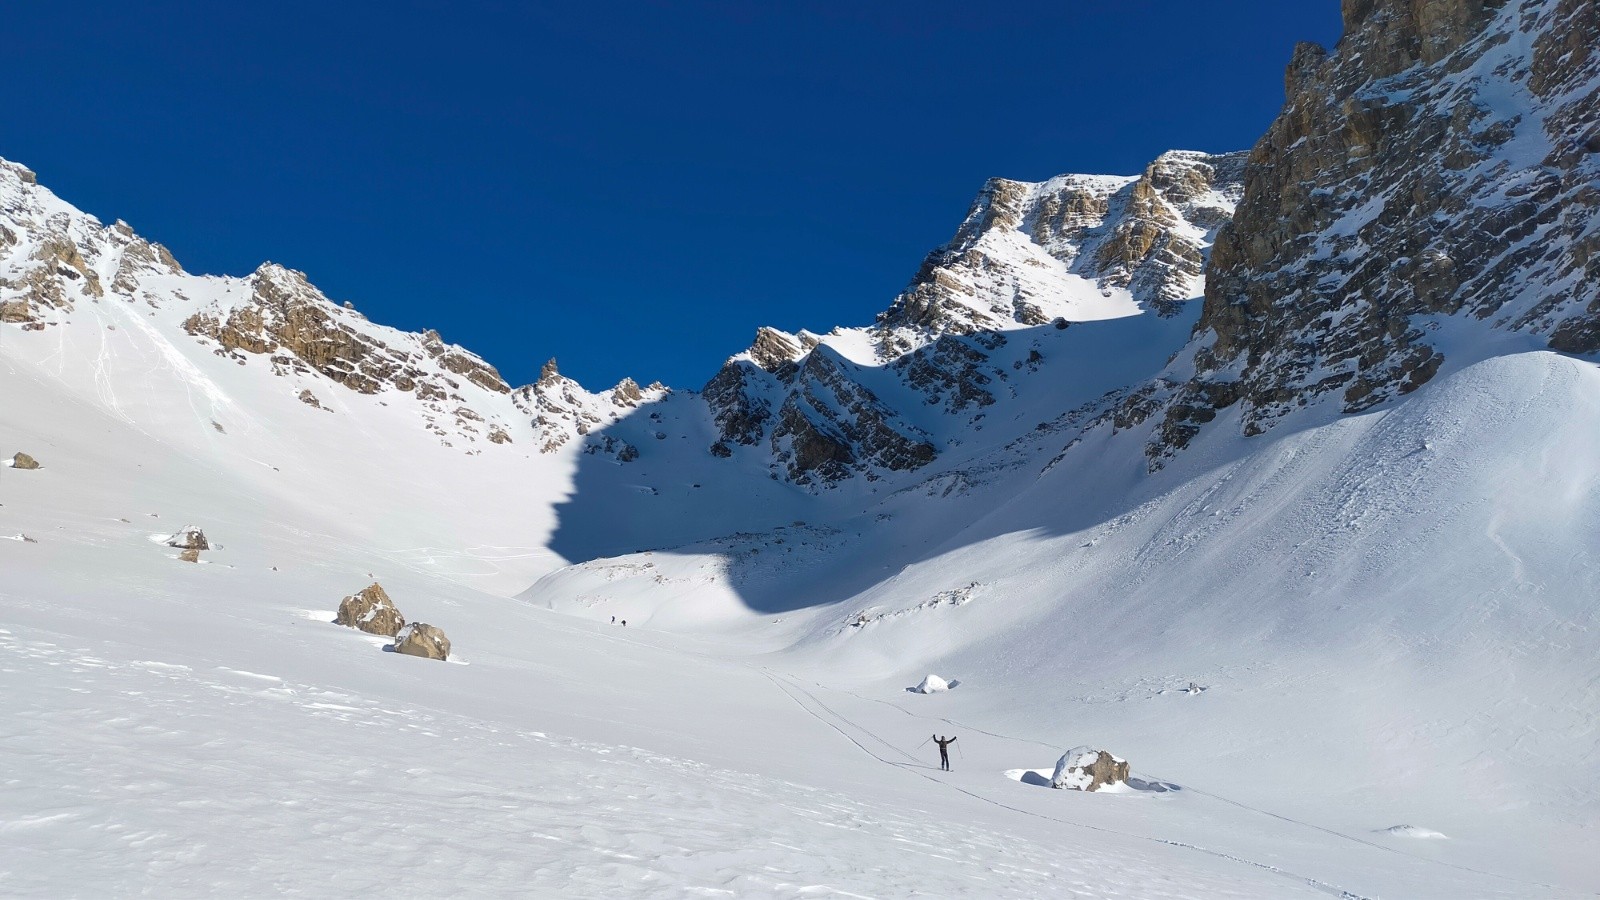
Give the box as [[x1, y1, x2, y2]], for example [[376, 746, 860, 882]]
[[7, 321, 1592, 897], [5, 0, 1600, 893]]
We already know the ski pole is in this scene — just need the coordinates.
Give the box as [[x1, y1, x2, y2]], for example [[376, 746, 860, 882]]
[[957, 741, 964, 758], [917, 736, 932, 750]]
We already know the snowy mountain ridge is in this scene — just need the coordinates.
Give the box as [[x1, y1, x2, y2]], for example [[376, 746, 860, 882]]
[[0, 156, 662, 457], [703, 149, 1246, 484]]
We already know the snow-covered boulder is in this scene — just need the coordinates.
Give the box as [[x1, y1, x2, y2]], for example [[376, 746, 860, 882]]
[[394, 622, 451, 661], [1379, 824, 1449, 840], [911, 674, 951, 694], [335, 582, 406, 637], [1050, 746, 1129, 791], [8, 451, 40, 469], [164, 526, 209, 551]]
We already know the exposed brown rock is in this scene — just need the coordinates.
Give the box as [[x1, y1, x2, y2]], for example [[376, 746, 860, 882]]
[[393, 622, 451, 661], [178, 548, 200, 564], [420, 329, 511, 395], [181, 267, 510, 426], [335, 582, 406, 637], [107, 220, 183, 294], [611, 378, 643, 407], [9, 451, 40, 470]]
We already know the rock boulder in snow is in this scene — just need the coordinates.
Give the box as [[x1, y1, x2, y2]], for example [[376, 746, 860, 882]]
[[335, 582, 406, 637], [393, 622, 451, 661], [1050, 746, 1129, 791], [178, 548, 200, 563], [165, 526, 209, 551], [912, 674, 951, 694], [9, 451, 40, 469]]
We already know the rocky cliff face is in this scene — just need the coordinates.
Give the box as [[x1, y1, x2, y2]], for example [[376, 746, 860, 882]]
[[1150, 0, 1600, 460], [705, 150, 1246, 485]]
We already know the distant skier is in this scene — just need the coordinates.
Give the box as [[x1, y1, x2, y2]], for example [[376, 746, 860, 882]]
[[611, 616, 616, 624], [933, 734, 957, 771], [621, 619, 627, 627]]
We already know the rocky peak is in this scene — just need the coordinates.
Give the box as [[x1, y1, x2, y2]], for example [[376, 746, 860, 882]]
[[514, 362, 666, 455], [700, 149, 1246, 486], [420, 328, 511, 395], [537, 357, 562, 386], [875, 150, 1244, 356], [1148, 0, 1600, 462], [747, 327, 806, 372], [611, 377, 643, 407], [1, 159, 38, 185]]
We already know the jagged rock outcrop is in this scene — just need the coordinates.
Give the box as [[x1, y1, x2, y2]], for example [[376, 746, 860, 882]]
[[419, 329, 511, 396], [393, 622, 451, 660], [770, 349, 936, 484], [703, 327, 807, 448], [9, 452, 40, 470], [1050, 746, 1130, 791], [335, 582, 406, 637], [176, 264, 526, 447], [0, 160, 186, 330], [183, 265, 510, 399], [1150, 0, 1600, 460], [513, 358, 667, 455], [107, 220, 184, 295]]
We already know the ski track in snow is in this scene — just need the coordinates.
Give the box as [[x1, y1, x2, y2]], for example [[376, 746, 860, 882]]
[[758, 670, 1376, 900], [812, 680, 1567, 895], [0, 627, 1293, 899]]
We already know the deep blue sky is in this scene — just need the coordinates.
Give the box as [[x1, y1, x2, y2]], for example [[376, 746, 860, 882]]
[[7, 2, 1341, 390]]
